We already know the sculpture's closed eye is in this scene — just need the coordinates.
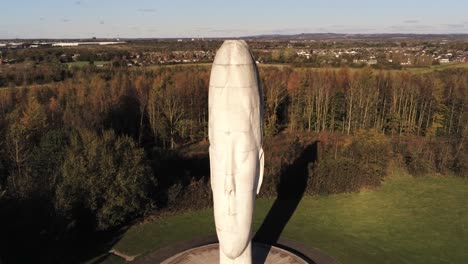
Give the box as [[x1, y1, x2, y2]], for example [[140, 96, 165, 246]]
[[234, 151, 250, 168], [210, 148, 254, 174], [211, 147, 226, 164]]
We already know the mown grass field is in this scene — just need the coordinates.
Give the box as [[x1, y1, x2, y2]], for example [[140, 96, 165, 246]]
[[65, 61, 110, 67], [147, 62, 468, 75], [404, 62, 468, 74], [88, 172, 468, 264]]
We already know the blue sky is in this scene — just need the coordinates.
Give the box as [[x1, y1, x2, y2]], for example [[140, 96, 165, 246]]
[[1, 0, 467, 38]]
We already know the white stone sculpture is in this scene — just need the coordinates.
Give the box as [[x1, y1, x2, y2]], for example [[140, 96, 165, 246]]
[[209, 40, 264, 264]]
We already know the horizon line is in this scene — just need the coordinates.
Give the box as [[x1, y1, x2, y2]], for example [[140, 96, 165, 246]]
[[1, 32, 468, 41]]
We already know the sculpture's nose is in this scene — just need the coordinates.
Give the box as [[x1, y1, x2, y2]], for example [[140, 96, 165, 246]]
[[225, 137, 234, 175], [224, 140, 236, 195]]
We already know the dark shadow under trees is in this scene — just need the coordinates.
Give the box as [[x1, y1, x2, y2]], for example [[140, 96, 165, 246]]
[[150, 146, 211, 210], [0, 196, 130, 264]]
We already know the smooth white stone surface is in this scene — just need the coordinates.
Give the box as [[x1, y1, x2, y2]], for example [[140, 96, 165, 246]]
[[209, 40, 264, 264]]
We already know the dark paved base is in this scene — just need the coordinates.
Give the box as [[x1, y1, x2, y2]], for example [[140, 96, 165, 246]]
[[135, 235, 339, 264], [161, 243, 308, 264]]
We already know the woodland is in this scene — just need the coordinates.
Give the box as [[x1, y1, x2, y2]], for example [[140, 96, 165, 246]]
[[0, 56, 466, 262]]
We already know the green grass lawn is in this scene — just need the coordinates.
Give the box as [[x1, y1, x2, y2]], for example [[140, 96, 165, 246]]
[[88, 173, 468, 264], [148, 62, 468, 75], [404, 62, 468, 74], [65, 61, 109, 67]]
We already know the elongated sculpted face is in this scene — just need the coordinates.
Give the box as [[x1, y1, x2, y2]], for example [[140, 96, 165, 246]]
[[208, 40, 263, 260]]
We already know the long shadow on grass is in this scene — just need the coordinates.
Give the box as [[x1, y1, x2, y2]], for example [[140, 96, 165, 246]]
[[253, 141, 318, 263]]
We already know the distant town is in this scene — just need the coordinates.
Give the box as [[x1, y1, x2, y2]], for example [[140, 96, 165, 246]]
[[0, 34, 467, 69]]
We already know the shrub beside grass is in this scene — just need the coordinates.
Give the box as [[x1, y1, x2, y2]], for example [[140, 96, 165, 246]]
[[159, 131, 466, 214], [308, 130, 391, 194], [392, 133, 468, 178]]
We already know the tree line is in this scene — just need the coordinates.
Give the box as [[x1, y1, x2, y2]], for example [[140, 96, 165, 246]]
[[2, 66, 465, 147]]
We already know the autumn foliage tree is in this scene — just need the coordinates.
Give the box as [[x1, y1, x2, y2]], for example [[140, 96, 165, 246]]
[[56, 130, 154, 230], [5, 96, 47, 198]]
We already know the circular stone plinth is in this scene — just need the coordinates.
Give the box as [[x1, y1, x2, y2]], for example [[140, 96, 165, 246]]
[[161, 243, 308, 264]]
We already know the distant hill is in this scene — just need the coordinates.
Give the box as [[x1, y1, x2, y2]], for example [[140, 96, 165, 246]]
[[242, 33, 468, 41], [2, 33, 468, 42]]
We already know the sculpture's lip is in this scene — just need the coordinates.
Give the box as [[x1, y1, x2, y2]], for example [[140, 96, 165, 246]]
[[211, 63, 254, 66], [217, 227, 233, 233], [216, 226, 244, 233]]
